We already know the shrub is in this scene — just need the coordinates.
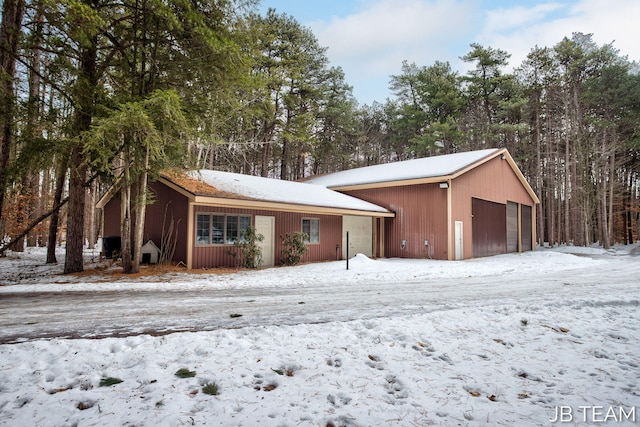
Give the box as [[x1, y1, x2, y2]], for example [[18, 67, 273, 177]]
[[229, 226, 264, 269], [280, 232, 308, 266]]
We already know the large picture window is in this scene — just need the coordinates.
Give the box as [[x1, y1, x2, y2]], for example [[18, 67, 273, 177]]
[[302, 218, 320, 243], [196, 213, 251, 245]]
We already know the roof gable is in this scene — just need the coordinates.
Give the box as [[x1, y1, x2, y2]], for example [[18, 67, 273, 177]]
[[305, 148, 539, 204]]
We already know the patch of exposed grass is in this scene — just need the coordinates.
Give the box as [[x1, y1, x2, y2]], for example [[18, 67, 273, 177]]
[[99, 377, 123, 387], [202, 382, 219, 396], [175, 368, 196, 378]]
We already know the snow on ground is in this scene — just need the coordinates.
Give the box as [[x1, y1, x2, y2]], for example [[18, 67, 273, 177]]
[[1, 245, 639, 426]]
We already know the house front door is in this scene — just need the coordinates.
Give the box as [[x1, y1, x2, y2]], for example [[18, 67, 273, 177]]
[[255, 215, 275, 267]]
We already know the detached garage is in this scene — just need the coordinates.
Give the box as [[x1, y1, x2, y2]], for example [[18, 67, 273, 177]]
[[306, 148, 540, 260]]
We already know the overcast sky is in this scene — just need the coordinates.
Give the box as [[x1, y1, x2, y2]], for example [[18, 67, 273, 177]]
[[258, 0, 640, 105]]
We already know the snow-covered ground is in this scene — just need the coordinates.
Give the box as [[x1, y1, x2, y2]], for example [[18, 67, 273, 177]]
[[0, 245, 639, 426]]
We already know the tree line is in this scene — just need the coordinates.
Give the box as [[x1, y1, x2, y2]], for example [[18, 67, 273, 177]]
[[0, 0, 638, 274]]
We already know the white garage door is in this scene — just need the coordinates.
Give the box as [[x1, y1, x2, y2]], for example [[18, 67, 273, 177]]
[[342, 215, 373, 258]]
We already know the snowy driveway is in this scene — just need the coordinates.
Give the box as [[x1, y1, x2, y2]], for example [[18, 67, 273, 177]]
[[2, 247, 640, 426], [1, 249, 638, 344]]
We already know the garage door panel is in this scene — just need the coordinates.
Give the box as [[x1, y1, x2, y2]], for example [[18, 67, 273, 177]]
[[472, 198, 507, 258], [343, 215, 372, 258], [521, 205, 533, 251], [507, 201, 518, 253]]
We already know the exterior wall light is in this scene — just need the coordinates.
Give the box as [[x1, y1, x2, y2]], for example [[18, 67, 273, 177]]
[[439, 182, 449, 189]]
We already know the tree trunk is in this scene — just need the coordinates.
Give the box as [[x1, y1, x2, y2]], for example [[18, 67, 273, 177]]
[[25, 1, 44, 248], [64, 20, 98, 273], [47, 164, 67, 263], [121, 147, 133, 273], [65, 146, 88, 273], [564, 98, 571, 244], [0, 0, 26, 226], [534, 93, 544, 246], [86, 180, 97, 249], [130, 145, 150, 274], [12, 174, 31, 252], [607, 147, 615, 245]]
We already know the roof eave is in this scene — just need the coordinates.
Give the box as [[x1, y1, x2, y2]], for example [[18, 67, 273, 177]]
[[327, 148, 540, 205], [493, 148, 541, 205], [327, 175, 454, 191], [192, 195, 395, 217]]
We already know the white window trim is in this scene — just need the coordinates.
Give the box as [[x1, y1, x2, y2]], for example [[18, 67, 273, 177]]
[[195, 213, 251, 246]]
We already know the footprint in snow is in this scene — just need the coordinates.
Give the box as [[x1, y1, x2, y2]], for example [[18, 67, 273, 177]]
[[365, 354, 384, 370], [384, 375, 408, 403], [327, 358, 342, 368], [327, 393, 352, 407]]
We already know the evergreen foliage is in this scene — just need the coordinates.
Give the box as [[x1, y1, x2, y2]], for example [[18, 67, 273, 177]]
[[0, 0, 638, 263], [280, 232, 309, 266], [230, 226, 264, 269]]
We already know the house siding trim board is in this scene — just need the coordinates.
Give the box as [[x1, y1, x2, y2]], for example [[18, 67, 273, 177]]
[[190, 196, 395, 218]]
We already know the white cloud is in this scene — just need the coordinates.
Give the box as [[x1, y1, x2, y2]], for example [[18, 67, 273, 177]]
[[483, 3, 565, 34], [307, 0, 640, 104], [478, 0, 640, 70], [310, 0, 477, 103]]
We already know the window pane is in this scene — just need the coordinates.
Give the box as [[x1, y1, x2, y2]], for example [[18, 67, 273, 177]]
[[226, 216, 238, 244], [302, 219, 311, 242], [212, 215, 225, 244], [239, 216, 251, 242], [310, 219, 319, 243], [196, 214, 210, 245], [302, 218, 319, 243]]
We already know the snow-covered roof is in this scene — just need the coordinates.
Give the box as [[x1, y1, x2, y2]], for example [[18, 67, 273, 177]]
[[305, 148, 501, 188], [179, 170, 392, 215]]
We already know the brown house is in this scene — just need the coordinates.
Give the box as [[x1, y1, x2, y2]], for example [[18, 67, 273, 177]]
[[306, 148, 540, 260], [99, 148, 539, 268], [98, 170, 394, 269]]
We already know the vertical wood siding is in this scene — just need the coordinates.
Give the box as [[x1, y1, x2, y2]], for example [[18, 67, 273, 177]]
[[344, 183, 449, 259], [102, 181, 190, 264], [452, 156, 537, 258], [191, 206, 344, 269], [104, 182, 348, 269], [341, 156, 537, 260]]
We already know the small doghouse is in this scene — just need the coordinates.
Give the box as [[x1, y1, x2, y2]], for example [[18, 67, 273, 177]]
[[140, 240, 160, 264]]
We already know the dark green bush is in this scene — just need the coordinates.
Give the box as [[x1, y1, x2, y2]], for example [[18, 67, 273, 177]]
[[280, 232, 308, 266], [228, 226, 264, 268]]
